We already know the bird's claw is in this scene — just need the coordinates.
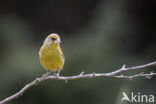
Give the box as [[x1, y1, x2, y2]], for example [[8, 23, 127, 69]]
[[54, 73, 60, 79], [42, 72, 51, 78]]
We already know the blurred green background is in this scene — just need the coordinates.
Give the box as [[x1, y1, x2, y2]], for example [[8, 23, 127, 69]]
[[0, 0, 156, 104]]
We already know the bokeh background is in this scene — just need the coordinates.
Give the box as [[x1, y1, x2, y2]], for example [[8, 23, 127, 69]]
[[0, 0, 156, 104]]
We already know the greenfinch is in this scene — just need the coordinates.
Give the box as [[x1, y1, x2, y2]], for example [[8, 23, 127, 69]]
[[39, 33, 65, 77]]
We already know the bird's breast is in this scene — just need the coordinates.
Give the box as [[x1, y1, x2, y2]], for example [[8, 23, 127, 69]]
[[39, 45, 64, 72]]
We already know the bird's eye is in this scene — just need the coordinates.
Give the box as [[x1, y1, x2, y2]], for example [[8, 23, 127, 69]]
[[51, 38, 56, 41]]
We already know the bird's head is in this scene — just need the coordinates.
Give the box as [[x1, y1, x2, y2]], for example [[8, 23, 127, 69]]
[[44, 33, 61, 46]]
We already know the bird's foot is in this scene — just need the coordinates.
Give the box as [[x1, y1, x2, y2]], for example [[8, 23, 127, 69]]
[[54, 73, 60, 79], [42, 72, 51, 78]]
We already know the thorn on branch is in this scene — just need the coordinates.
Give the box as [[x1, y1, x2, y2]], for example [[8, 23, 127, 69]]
[[79, 71, 84, 76], [121, 64, 126, 70]]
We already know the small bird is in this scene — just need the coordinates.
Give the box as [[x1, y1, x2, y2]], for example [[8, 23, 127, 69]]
[[39, 33, 65, 77]]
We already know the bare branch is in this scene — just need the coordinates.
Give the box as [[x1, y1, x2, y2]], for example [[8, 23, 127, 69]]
[[0, 61, 156, 104]]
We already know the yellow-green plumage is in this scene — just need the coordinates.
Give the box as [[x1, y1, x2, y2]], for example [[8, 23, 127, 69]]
[[39, 33, 65, 72]]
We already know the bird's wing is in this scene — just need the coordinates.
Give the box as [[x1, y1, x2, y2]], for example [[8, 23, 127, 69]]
[[55, 47, 65, 68]]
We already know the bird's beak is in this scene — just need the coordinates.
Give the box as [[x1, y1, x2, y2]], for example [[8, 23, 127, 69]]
[[54, 39, 61, 44]]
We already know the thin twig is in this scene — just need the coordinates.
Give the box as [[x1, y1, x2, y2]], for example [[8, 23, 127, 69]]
[[0, 61, 156, 104]]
